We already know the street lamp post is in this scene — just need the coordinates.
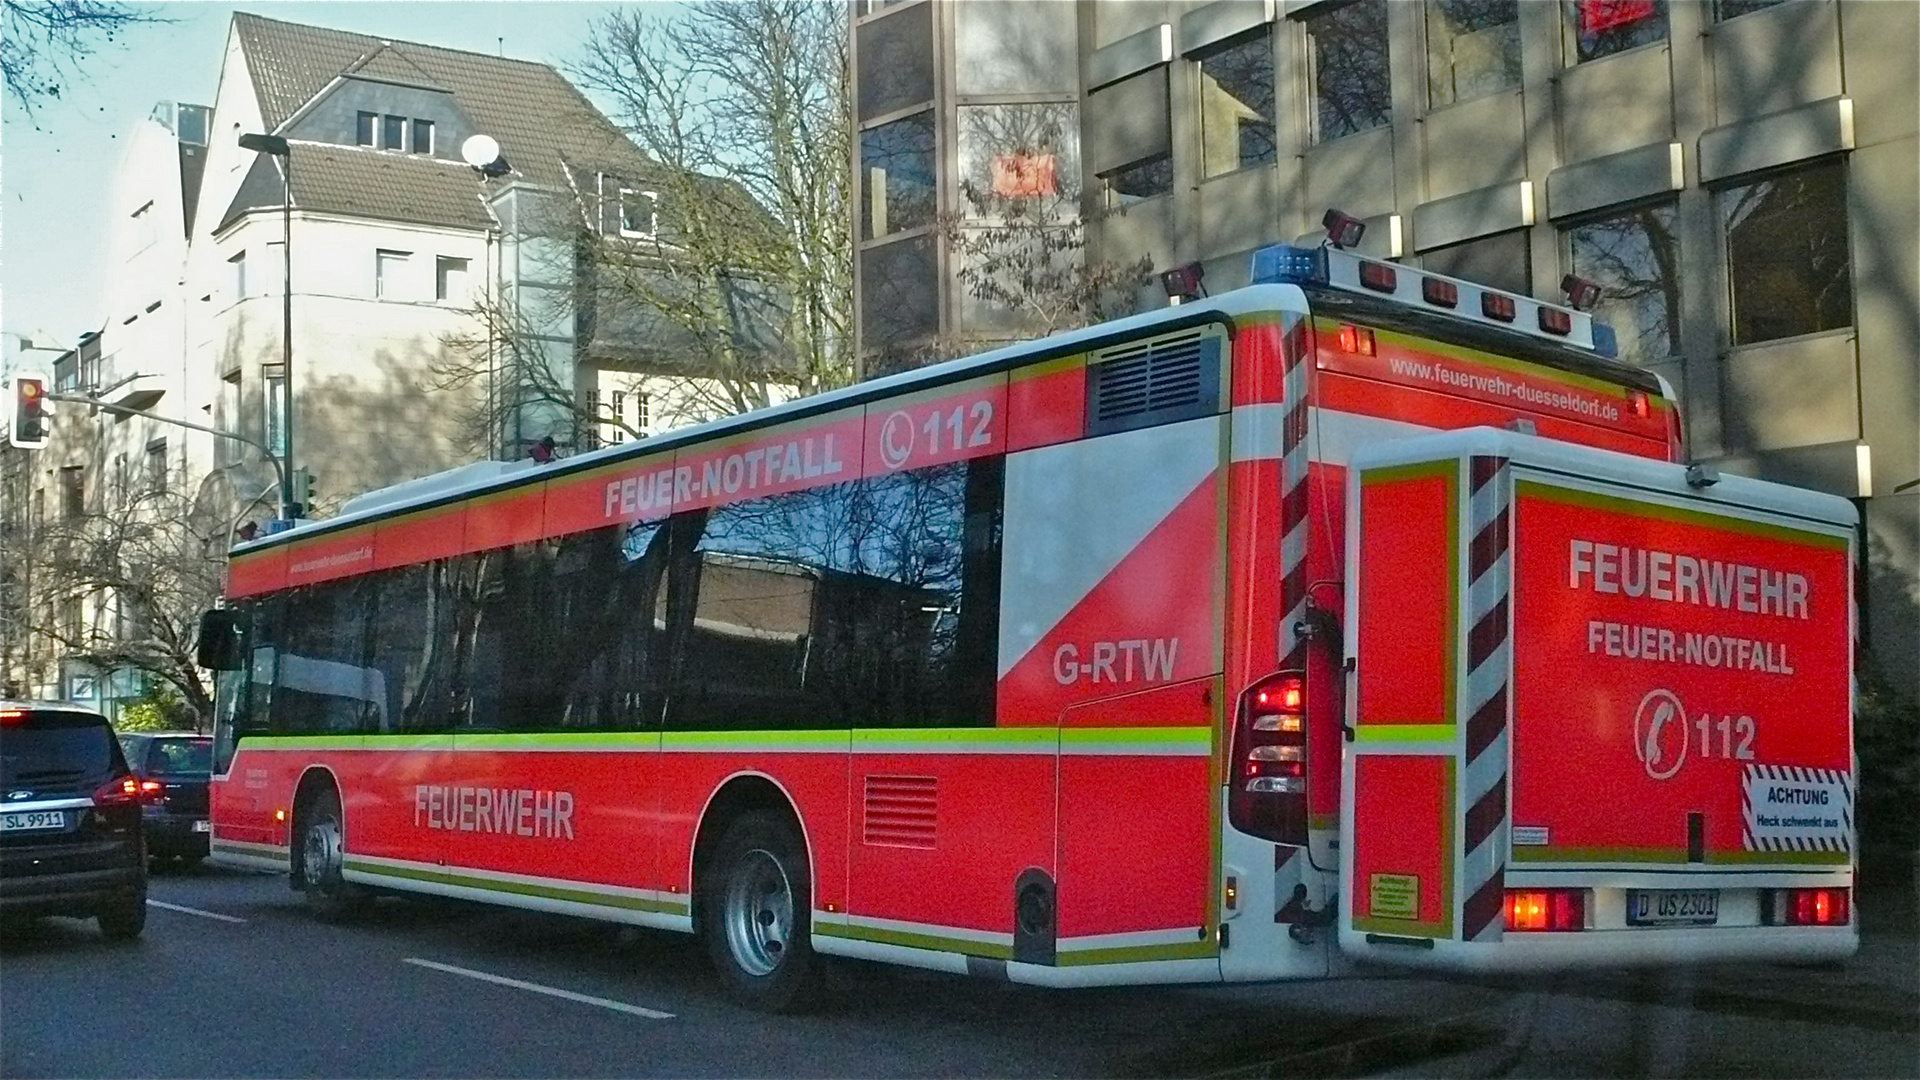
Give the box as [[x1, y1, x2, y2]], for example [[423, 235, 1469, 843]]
[[238, 132, 294, 524]]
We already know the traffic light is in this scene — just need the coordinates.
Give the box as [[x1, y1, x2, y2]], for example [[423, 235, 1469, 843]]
[[8, 374, 50, 449], [290, 467, 317, 517]]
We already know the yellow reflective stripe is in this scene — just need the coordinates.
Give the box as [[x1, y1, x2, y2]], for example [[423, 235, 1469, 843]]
[[1352, 724, 1456, 744]]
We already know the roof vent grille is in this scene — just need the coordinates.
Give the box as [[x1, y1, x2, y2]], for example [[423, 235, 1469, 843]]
[[1086, 329, 1222, 436]]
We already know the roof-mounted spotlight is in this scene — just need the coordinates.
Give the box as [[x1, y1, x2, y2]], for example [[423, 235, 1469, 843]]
[[460, 133, 512, 178], [1160, 261, 1206, 305], [1322, 208, 1366, 250], [1561, 273, 1602, 312]]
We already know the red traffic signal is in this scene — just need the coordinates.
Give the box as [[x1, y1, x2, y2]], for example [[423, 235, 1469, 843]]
[[9, 374, 50, 450]]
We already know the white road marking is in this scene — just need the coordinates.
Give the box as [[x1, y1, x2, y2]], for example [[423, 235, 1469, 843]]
[[146, 899, 248, 923], [402, 957, 675, 1019]]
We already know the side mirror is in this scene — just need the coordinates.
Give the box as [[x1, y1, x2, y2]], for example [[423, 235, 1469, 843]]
[[196, 609, 244, 671]]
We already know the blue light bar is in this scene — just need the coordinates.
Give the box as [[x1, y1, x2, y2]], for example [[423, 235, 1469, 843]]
[[1590, 321, 1619, 359], [1248, 244, 1328, 286]]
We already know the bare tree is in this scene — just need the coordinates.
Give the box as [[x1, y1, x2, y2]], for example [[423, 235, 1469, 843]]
[[3, 1, 163, 119], [571, 0, 853, 404], [925, 101, 1152, 368], [432, 1, 853, 458], [0, 465, 228, 725]]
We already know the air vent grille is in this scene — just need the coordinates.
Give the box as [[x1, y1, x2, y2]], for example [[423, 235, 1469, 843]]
[[863, 775, 937, 849], [1086, 330, 1221, 436]]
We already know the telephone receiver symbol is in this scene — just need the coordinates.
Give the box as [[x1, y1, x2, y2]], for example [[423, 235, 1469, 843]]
[[1643, 700, 1675, 765]]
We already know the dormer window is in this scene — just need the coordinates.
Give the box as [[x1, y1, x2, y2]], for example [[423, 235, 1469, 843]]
[[412, 118, 433, 154], [620, 189, 658, 239], [356, 112, 376, 146], [383, 115, 405, 150]]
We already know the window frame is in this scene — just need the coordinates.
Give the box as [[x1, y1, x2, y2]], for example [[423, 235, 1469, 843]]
[[1717, 158, 1854, 348], [1194, 28, 1278, 180], [1425, 0, 1522, 111], [411, 117, 434, 155], [375, 248, 412, 301], [356, 112, 377, 147], [1564, 0, 1670, 66], [382, 114, 407, 151], [618, 189, 659, 240], [434, 255, 470, 303], [1305, 0, 1393, 145], [1562, 198, 1683, 367]]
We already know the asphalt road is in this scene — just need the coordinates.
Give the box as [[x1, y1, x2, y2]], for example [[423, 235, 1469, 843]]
[[2, 863, 1913, 1079]]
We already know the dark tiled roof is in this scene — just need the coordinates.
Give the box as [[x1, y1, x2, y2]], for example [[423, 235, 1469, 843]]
[[218, 144, 498, 233], [233, 10, 648, 192], [300, 144, 498, 230], [341, 44, 446, 92]]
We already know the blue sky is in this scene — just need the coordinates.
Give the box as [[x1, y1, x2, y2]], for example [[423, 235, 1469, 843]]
[[2, 1, 637, 346]]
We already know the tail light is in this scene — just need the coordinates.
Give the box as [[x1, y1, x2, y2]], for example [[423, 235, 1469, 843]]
[[139, 779, 166, 799], [1337, 324, 1375, 356], [1538, 307, 1573, 335], [1358, 262, 1398, 293], [1421, 277, 1459, 308], [1627, 389, 1650, 418], [1768, 888, 1849, 926], [1228, 672, 1307, 843], [1482, 293, 1516, 322], [93, 775, 144, 805], [1504, 888, 1587, 932]]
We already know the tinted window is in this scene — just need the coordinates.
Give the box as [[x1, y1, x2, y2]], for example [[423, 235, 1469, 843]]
[[1721, 160, 1852, 346], [662, 458, 1002, 731], [1428, 0, 1520, 108], [147, 738, 212, 776], [267, 579, 375, 734], [1196, 30, 1276, 178], [1568, 0, 1668, 63], [1308, 0, 1392, 142], [1, 712, 120, 790], [456, 519, 673, 733], [1566, 201, 1681, 364]]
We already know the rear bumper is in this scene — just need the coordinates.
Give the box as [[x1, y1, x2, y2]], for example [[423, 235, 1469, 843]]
[[1340, 923, 1859, 972], [144, 812, 211, 856], [0, 864, 146, 915]]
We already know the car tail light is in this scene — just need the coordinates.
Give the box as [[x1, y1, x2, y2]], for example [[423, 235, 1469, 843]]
[[1504, 889, 1586, 932], [1337, 323, 1375, 356], [0, 709, 24, 726], [139, 779, 166, 798], [1481, 293, 1516, 322], [1229, 672, 1307, 843], [93, 775, 143, 805], [1422, 277, 1458, 308], [1358, 261, 1397, 293], [1770, 888, 1849, 926], [1538, 307, 1573, 335]]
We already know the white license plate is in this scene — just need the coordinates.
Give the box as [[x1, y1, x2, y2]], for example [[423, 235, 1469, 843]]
[[1628, 889, 1719, 926], [192, 819, 212, 832], [0, 809, 69, 832]]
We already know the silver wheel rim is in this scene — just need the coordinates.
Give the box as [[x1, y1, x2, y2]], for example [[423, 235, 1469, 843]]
[[303, 816, 342, 889], [722, 848, 793, 978]]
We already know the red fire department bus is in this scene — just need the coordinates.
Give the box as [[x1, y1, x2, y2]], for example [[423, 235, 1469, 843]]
[[201, 241, 1857, 1010]]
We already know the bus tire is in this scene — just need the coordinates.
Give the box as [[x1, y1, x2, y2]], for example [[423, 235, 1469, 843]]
[[700, 810, 819, 1012], [297, 788, 370, 923]]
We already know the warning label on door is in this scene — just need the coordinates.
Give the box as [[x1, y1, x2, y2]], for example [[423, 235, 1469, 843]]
[[1742, 765, 1851, 852], [1369, 873, 1419, 919]]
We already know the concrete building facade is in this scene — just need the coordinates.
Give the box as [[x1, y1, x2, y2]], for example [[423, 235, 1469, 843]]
[[849, 0, 1919, 692]]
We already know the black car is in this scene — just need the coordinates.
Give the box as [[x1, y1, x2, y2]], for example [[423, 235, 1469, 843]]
[[0, 702, 147, 939], [118, 731, 212, 864]]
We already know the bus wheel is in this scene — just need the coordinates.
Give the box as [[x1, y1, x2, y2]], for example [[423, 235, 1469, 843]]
[[298, 789, 369, 923], [701, 811, 819, 1012]]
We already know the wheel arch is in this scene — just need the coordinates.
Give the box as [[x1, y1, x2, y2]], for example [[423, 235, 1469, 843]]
[[288, 764, 344, 884], [689, 771, 812, 934]]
